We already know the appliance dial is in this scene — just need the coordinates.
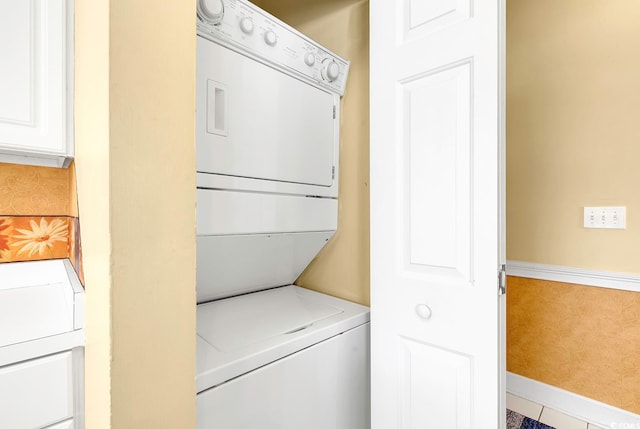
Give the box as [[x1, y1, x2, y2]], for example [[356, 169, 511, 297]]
[[322, 59, 340, 82], [239, 17, 254, 34], [304, 52, 316, 66], [198, 0, 224, 25], [264, 30, 277, 46]]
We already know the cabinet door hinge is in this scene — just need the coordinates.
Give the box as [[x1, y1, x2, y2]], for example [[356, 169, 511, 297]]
[[498, 264, 507, 296], [332, 166, 336, 180], [333, 105, 336, 119]]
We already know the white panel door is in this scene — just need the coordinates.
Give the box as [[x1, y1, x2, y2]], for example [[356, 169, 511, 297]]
[[0, 0, 72, 167], [370, 0, 506, 427]]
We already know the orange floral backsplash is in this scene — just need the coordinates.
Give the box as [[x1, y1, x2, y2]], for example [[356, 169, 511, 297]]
[[0, 216, 71, 260], [0, 163, 83, 284], [0, 216, 83, 283]]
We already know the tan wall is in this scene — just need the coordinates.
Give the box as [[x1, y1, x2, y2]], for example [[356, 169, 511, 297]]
[[507, 0, 640, 274], [254, 0, 371, 306], [74, 0, 111, 425], [507, 0, 640, 414], [76, 0, 196, 427]]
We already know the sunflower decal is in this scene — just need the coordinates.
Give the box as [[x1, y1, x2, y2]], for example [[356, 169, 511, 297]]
[[11, 217, 68, 257], [0, 218, 10, 254]]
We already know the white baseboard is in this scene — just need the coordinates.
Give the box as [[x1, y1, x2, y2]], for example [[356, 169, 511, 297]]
[[506, 260, 640, 293], [507, 372, 640, 428]]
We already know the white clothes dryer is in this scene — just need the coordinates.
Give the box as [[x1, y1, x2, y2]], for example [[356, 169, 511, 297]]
[[195, 1, 370, 428]]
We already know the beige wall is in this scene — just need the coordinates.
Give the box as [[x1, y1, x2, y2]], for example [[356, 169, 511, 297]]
[[507, 0, 640, 274], [254, 0, 371, 306], [75, 0, 196, 427], [75, 0, 111, 425]]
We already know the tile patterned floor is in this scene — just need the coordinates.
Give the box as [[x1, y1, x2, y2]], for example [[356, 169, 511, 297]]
[[507, 393, 607, 429]]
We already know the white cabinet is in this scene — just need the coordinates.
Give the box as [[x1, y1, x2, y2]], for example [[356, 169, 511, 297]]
[[0, 0, 73, 168], [0, 260, 84, 429], [0, 351, 77, 429]]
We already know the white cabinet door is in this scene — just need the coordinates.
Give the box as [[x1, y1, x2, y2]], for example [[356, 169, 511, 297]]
[[0, 0, 73, 167], [370, 0, 506, 427], [0, 351, 74, 428]]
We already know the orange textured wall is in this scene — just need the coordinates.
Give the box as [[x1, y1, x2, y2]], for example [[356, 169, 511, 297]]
[[0, 162, 75, 216], [507, 276, 640, 413]]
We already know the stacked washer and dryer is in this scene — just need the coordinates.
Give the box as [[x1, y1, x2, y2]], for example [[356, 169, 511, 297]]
[[195, 0, 370, 427]]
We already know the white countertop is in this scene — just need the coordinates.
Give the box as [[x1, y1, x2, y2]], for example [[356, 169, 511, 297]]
[[0, 259, 85, 366]]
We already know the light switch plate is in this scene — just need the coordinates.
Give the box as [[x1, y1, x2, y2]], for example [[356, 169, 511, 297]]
[[583, 206, 626, 229]]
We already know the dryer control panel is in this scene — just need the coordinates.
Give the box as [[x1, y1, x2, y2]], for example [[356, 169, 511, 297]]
[[197, 0, 350, 96]]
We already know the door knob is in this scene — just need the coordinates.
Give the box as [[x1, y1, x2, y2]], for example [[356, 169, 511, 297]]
[[415, 304, 432, 320]]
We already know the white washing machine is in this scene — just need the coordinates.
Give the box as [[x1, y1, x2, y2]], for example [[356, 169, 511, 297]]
[[195, 0, 370, 428]]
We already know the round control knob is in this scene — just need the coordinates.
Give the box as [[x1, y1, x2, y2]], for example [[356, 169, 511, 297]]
[[264, 30, 277, 46], [304, 52, 316, 67], [239, 17, 254, 34], [322, 59, 340, 82], [198, 0, 224, 25]]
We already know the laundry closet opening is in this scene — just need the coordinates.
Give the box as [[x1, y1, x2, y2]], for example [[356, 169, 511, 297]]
[[194, 0, 370, 427], [196, 0, 640, 426]]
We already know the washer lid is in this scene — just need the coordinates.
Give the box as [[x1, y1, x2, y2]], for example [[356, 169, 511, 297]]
[[196, 285, 370, 392], [197, 286, 342, 351]]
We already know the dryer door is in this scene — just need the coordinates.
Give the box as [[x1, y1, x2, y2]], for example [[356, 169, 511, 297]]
[[197, 37, 336, 188]]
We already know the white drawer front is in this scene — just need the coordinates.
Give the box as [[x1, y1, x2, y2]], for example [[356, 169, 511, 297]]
[[0, 351, 73, 429]]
